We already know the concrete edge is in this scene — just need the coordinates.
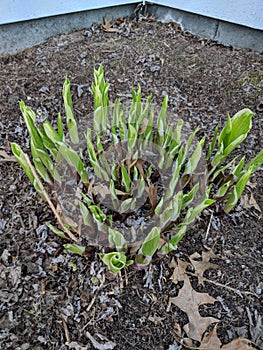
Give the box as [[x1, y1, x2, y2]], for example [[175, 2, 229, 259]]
[[149, 5, 263, 53], [0, 4, 137, 56]]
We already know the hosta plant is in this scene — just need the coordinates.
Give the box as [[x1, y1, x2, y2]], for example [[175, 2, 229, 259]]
[[11, 66, 263, 274]]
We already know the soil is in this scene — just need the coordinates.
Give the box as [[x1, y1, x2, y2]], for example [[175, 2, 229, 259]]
[[0, 15, 262, 350]]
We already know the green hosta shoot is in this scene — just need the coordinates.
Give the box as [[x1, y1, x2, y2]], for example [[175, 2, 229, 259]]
[[99, 252, 133, 275], [11, 65, 263, 275]]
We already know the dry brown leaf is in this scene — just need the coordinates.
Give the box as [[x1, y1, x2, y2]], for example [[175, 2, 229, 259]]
[[138, 120, 148, 134], [101, 16, 118, 33], [136, 159, 145, 177], [146, 185, 158, 215], [173, 322, 182, 337], [199, 325, 256, 350], [56, 203, 78, 229], [240, 192, 262, 213], [148, 313, 165, 325], [170, 275, 219, 341], [199, 325, 222, 349], [0, 150, 16, 162], [89, 183, 127, 199], [190, 250, 219, 286], [221, 338, 256, 350], [170, 258, 189, 285]]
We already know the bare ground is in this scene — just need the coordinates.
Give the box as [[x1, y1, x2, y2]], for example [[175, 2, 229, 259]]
[[0, 17, 262, 350]]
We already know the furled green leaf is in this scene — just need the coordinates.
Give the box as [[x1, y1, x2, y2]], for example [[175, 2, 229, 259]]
[[99, 252, 132, 275], [223, 167, 253, 213], [228, 108, 254, 146], [215, 181, 232, 198], [141, 227, 160, 257], [43, 120, 62, 143], [89, 205, 106, 222], [218, 114, 232, 148], [184, 198, 215, 224], [182, 183, 199, 208], [119, 197, 133, 213], [11, 143, 35, 185], [79, 201, 93, 227], [121, 163, 131, 192], [45, 222, 67, 239], [233, 156, 245, 177], [64, 244, 86, 255], [56, 142, 89, 184], [245, 149, 263, 173], [108, 228, 127, 252], [31, 143, 52, 184], [63, 77, 79, 144], [127, 123, 137, 151], [20, 101, 44, 151], [184, 141, 203, 174], [207, 124, 219, 159]]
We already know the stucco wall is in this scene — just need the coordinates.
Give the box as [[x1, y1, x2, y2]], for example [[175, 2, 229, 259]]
[[0, 0, 140, 25]]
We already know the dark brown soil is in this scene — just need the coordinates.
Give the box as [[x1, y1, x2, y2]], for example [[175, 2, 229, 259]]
[[0, 16, 262, 350]]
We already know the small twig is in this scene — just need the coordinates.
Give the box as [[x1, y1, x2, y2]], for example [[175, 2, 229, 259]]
[[24, 154, 78, 242], [187, 271, 259, 298], [86, 274, 105, 313], [204, 213, 213, 241], [61, 316, 71, 343], [0, 150, 16, 162]]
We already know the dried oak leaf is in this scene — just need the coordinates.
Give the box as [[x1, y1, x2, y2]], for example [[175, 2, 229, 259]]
[[240, 192, 262, 214], [190, 250, 219, 286], [200, 324, 222, 349], [101, 16, 118, 33], [146, 185, 158, 215], [170, 275, 219, 341], [169, 258, 189, 285], [200, 325, 256, 350], [222, 338, 256, 350]]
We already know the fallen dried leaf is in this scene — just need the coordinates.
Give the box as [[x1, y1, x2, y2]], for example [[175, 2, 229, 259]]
[[199, 325, 222, 349], [0, 150, 16, 162], [221, 337, 256, 350], [148, 313, 165, 325], [86, 331, 116, 349], [240, 192, 262, 213], [170, 275, 219, 341], [66, 342, 89, 350], [189, 250, 219, 286], [170, 258, 189, 285], [246, 307, 263, 347], [101, 16, 118, 33], [146, 185, 158, 215]]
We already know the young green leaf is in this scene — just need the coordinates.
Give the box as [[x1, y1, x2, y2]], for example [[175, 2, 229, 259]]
[[45, 222, 67, 239], [64, 244, 86, 255], [223, 167, 253, 213], [140, 226, 160, 257], [121, 163, 131, 193], [99, 252, 132, 275], [63, 77, 79, 144], [108, 228, 127, 252], [245, 149, 263, 173]]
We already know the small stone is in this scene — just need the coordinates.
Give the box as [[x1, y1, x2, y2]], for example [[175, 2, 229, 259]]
[[80, 51, 87, 58], [83, 29, 92, 37], [9, 184, 17, 191], [150, 65, 160, 72]]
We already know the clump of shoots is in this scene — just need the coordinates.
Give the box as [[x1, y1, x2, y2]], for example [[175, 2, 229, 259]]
[[11, 66, 263, 274]]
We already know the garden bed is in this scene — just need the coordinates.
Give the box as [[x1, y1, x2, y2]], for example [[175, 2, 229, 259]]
[[0, 16, 262, 349]]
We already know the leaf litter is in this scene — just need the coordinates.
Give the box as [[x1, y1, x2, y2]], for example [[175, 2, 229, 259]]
[[0, 14, 262, 350], [168, 253, 258, 349]]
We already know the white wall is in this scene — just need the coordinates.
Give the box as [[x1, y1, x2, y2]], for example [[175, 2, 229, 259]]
[[0, 0, 140, 25], [1, 0, 263, 30], [153, 0, 263, 30]]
